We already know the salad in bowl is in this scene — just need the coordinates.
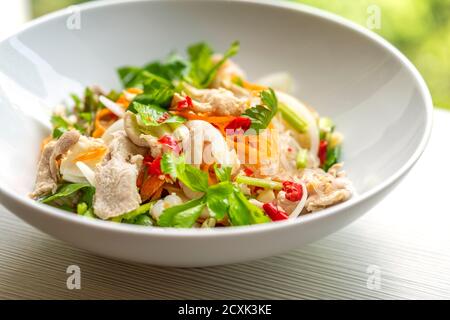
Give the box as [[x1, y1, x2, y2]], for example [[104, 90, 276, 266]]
[[30, 41, 353, 228]]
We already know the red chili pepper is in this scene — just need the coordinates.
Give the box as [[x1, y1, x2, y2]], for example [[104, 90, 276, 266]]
[[225, 117, 252, 132], [177, 96, 193, 110], [263, 203, 288, 221], [143, 154, 153, 166], [149, 156, 162, 175], [158, 135, 181, 154], [318, 140, 328, 165], [282, 181, 303, 202], [243, 167, 254, 176]]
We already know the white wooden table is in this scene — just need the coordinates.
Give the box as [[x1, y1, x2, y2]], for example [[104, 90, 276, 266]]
[[0, 109, 449, 300]]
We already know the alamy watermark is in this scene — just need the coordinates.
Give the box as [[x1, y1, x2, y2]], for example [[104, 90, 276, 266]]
[[366, 264, 381, 290], [66, 6, 81, 30], [66, 265, 81, 290], [366, 4, 381, 30]]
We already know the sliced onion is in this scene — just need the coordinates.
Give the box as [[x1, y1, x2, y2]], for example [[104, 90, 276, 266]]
[[275, 91, 320, 167], [99, 95, 125, 118], [76, 161, 96, 185], [289, 182, 308, 219]]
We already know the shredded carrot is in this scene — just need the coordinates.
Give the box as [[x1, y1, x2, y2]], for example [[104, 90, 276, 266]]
[[242, 80, 267, 92], [92, 108, 118, 138], [150, 186, 164, 201], [172, 110, 235, 134], [127, 88, 143, 94], [140, 175, 165, 202], [115, 95, 130, 108], [136, 168, 146, 188], [73, 146, 107, 162], [172, 110, 235, 124]]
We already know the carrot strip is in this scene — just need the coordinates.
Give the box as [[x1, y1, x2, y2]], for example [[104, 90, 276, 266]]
[[92, 108, 118, 138], [127, 88, 143, 94], [140, 175, 165, 202], [242, 80, 267, 91], [172, 110, 235, 124], [115, 95, 130, 108]]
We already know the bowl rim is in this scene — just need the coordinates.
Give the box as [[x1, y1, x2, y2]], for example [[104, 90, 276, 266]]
[[0, 0, 433, 238]]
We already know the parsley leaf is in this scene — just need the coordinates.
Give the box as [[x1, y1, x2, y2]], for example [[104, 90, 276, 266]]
[[243, 88, 278, 131]]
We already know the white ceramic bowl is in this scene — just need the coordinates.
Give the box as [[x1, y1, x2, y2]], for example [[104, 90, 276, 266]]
[[0, 0, 432, 266]]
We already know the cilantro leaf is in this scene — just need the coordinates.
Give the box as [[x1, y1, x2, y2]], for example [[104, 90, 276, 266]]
[[158, 197, 206, 228], [161, 153, 209, 192], [41, 183, 95, 214], [51, 115, 70, 138], [243, 88, 278, 131], [130, 102, 185, 127], [118, 53, 188, 89], [144, 52, 188, 81], [187, 41, 240, 88], [228, 187, 271, 226], [213, 164, 232, 182], [206, 181, 234, 220], [132, 73, 175, 108]]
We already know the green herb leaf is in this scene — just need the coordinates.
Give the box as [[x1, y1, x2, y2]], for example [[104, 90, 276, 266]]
[[161, 153, 209, 192], [187, 41, 240, 88], [51, 115, 70, 138], [182, 165, 209, 192], [213, 164, 232, 182], [133, 73, 175, 108], [144, 52, 188, 82], [41, 183, 94, 204], [206, 182, 234, 220], [158, 197, 206, 228], [228, 187, 271, 226], [118, 53, 188, 89], [130, 102, 185, 127], [242, 88, 278, 130]]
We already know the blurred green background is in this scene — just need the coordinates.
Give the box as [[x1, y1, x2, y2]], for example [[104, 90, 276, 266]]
[[32, 0, 450, 109]]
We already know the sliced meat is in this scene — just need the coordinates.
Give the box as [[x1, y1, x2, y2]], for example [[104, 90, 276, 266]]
[[306, 189, 351, 212], [30, 140, 57, 198], [123, 112, 162, 158], [48, 130, 81, 180], [173, 85, 247, 116], [30, 130, 80, 199], [301, 164, 352, 212], [93, 131, 146, 219]]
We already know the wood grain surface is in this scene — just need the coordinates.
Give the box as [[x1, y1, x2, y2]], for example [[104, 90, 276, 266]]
[[0, 110, 449, 300]]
